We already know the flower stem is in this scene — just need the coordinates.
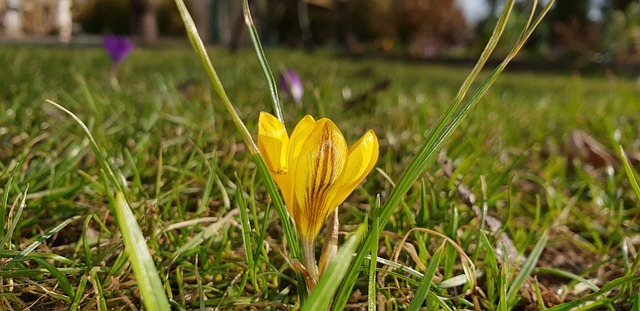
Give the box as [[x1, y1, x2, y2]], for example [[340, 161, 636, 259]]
[[319, 209, 339, 275], [109, 64, 119, 88], [302, 238, 318, 286]]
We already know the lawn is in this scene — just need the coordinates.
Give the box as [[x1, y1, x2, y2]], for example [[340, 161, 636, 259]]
[[1, 43, 640, 310]]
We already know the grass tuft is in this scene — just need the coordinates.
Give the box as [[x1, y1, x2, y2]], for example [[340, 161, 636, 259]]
[[1, 0, 640, 307]]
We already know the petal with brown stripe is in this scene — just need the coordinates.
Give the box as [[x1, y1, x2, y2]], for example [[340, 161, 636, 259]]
[[330, 130, 379, 209], [291, 119, 348, 240]]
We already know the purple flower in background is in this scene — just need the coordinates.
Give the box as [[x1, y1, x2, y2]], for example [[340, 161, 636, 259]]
[[103, 35, 133, 65], [279, 69, 304, 103], [104, 35, 133, 86]]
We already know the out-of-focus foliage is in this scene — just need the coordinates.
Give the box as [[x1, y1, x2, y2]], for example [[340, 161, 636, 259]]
[[72, 0, 640, 66], [476, 5, 550, 59], [75, 0, 185, 36], [546, 0, 599, 59], [157, 0, 187, 36], [394, 0, 468, 57], [602, 2, 640, 62], [548, 0, 589, 26], [76, 0, 131, 34]]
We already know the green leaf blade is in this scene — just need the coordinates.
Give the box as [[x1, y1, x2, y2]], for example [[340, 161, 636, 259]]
[[114, 192, 170, 311]]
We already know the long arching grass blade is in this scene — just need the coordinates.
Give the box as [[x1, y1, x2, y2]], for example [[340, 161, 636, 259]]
[[332, 1, 556, 308], [113, 192, 171, 311], [300, 225, 365, 311], [3, 215, 81, 271], [172, 0, 257, 154], [1, 185, 28, 249], [619, 146, 640, 200], [44, 99, 170, 310], [44, 99, 123, 193], [506, 232, 548, 306], [406, 245, 445, 311], [368, 196, 380, 310], [242, 0, 284, 123], [173, 0, 304, 297], [545, 274, 640, 311]]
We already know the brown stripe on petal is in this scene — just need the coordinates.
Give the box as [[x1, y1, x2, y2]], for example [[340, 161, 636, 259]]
[[303, 124, 339, 237]]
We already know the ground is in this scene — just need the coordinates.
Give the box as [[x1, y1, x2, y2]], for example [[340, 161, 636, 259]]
[[0, 44, 639, 310]]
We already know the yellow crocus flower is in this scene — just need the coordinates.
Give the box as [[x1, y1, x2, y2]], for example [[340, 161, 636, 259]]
[[258, 111, 378, 254], [258, 112, 378, 240]]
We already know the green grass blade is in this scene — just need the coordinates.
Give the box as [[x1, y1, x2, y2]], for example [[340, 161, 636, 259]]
[[301, 225, 366, 311], [506, 232, 547, 305], [3, 215, 81, 271], [24, 184, 81, 201], [32, 257, 75, 299], [533, 278, 547, 311], [195, 254, 206, 310], [81, 216, 93, 265], [331, 0, 515, 307], [197, 159, 218, 214], [332, 2, 556, 308], [439, 273, 472, 289], [169, 210, 237, 262], [368, 196, 380, 311], [0, 251, 73, 265], [242, 0, 284, 123], [253, 154, 300, 254], [172, 0, 257, 154], [0, 162, 20, 240], [428, 290, 454, 311], [90, 268, 108, 311], [253, 156, 307, 299], [407, 245, 444, 311], [69, 273, 88, 311], [44, 99, 123, 193], [1, 185, 28, 250], [480, 231, 500, 304], [44, 98, 170, 308], [448, 0, 515, 115], [498, 247, 510, 311], [173, 0, 302, 268], [535, 267, 600, 292], [545, 274, 640, 311], [73, 73, 97, 113], [619, 146, 640, 291], [123, 148, 142, 194], [236, 175, 258, 290], [113, 192, 170, 311], [370, 255, 424, 280], [619, 146, 640, 201]]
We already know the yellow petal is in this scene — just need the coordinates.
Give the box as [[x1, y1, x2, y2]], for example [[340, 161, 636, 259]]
[[258, 112, 289, 174], [287, 115, 317, 179], [291, 119, 348, 240], [285, 115, 316, 211], [330, 130, 379, 209], [258, 112, 293, 209]]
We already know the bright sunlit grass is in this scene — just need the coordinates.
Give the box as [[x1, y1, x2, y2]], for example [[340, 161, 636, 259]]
[[1, 2, 640, 308]]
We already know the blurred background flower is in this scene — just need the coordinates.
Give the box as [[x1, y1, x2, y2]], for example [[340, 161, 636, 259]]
[[104, 35, 133, 65], [103, 35, 133, 86], [279, 68, 304, 104]]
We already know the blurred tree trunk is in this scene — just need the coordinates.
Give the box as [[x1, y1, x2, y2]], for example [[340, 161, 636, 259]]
[[228, 0, 245, 52], [130, 0, 160, 42], [611, 0, 633, 10], [299, 0, 314, 51], [549, 0, 588, 25], [227, 0, 266, 52], [338, 0, 362, 55], [192, 0, 212, 42]]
